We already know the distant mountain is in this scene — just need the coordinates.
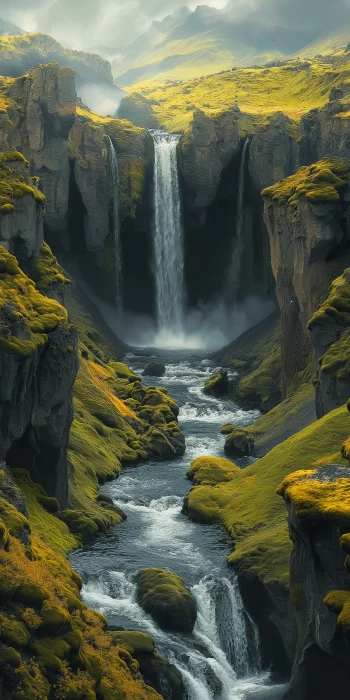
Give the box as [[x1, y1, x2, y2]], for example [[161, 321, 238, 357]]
[[294, 25, 350, 58], [112, 4, 317, 86], [0, 32, 113, 87], [0, 17, 26, 36]]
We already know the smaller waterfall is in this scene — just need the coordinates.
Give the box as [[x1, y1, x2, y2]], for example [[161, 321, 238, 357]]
[[107, 136, 122, 308], [224, 137, 250, 303], [151, 130, 185, 334]]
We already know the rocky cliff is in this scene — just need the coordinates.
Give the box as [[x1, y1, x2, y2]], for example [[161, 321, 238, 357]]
[[0, 63, 153, 303], [262, 159, 350, 394], [0, 32, 113, 87], [278, 465, 350, 700]]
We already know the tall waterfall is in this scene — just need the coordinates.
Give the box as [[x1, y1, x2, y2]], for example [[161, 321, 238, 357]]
[[224, 137, 250, 303], [151, 130, 185, 333], [107, 136, 122, 308]]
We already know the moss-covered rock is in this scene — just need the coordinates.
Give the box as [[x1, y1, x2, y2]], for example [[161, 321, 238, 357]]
[[204, 370, 228, 396], [0, 615, 30, 649], [59, 509, 99, 543], [136, 568, 197, 633], [143, 361, 166, 377], [187, 456, 239, 485], [224, 428, 255, 457], [237, 349, 282, 412]]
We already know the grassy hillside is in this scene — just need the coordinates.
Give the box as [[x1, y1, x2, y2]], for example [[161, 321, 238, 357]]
[[126, 51, 350, 132], [296, 25, 350, 58], [113, 5, 312, 86]]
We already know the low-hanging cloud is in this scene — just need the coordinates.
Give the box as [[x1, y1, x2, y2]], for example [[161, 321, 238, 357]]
[[0, 0, 349, 54]]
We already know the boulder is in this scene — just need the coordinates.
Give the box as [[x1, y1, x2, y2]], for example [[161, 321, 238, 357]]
[[143, 361, 166, 377], [224, 428, 255, 457], [204, 370, 228, 396], [136, 568, 197, 633]]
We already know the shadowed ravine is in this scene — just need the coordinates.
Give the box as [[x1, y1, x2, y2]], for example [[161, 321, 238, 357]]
[[70, 353, 285, 699]]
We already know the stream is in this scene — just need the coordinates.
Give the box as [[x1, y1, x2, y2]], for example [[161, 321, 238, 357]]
[[70, 352, 284, 699]]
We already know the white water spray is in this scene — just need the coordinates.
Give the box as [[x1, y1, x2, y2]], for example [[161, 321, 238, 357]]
[[107, 136, 122, 308], [151, 130, 185, 334], [224, 138, 250, 302]]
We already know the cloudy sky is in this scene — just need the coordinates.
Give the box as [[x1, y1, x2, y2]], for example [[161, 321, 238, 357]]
[[0, 0, 349, 51]]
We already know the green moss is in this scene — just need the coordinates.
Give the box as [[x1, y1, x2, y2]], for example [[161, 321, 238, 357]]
[[60, 510, 99, 543], [0, 247, 68, 358], [224, 428, 255, 457], [262, 159, 350, 210], [237, 349, 282, 411], [203, 370, 228, 396], [13, 583, 49, 605], [324, 590, 350, 635], [110, 631, 155, 656], [0, 645, 21, 668], [0, 615, 30, 648], [187, 456, 239, 485], [309, 268, 350, 329], [186, 403, 350, 586], [136, 568, 197, 633], [109, 361, 140, 382], [0, 151, 45, 214], [31, 637, 70, 672], [36, 494, 59, 513], [30, 242, 70, 292]]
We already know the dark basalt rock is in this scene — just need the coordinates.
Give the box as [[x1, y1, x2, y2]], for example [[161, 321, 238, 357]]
[[224, 428, 255, 457], [204, 370, 229, 396], [136, 568, 197, 634], [143, 361, 166, 377]]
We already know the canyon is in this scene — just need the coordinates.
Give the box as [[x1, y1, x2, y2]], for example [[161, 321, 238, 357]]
[[0, 27, 350, 700]]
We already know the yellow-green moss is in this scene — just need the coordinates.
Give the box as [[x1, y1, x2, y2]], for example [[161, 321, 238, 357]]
[[0, 247, 68, 357], [324, 590, 350, 635], [262, 159, 350, 210], [187, 456, 239, 485], [0, 151, 45, 215], [237, 349, 282, 411], [310, 268, 350, 329], [30, 242, 70, 292], [278, 469, 350, 524], [186, 403, 350, 586], [137, 568, 196, 633]]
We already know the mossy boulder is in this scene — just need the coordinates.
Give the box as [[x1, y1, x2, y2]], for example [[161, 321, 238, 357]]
[[136, 568, 197, 633], [224, 428, 255, 457], [110, 630, 155, 656], [60, 509, 99, 543], [143, 361, 166, 377], [237, 349, 282, 412], [204, 370, 229, 396], [0, 616, 30, 649], [187, 456, 239, 485]]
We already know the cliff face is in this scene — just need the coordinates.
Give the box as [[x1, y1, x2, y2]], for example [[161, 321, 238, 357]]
[[248, 112, 299, 193], [0, 32, 113, 87], [0, 63, 153, 302], [279, 466, 350, 700], [179, 107, 241, 212], [263, 159, 350, 393]]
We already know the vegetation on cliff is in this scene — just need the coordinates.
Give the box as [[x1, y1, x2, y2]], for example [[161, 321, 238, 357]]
[[0, 150, 45, 213], [30, 243, 70, 292], [186, 404, 350, 586], [0, 247, 68, 357], [262, 158, 350, 210], [125, 51, 350, 132]]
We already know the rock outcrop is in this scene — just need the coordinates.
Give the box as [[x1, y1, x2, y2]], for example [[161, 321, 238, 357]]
[[179, 108, 241, 212], [263, 159, 350, 392], [278, 466, 350, 700], [136, 568, 197, 633], [249, 112, 299, 193], [0, 32, 113, 87], [309, 269, 350, 417], [0, 63, 153, 301]]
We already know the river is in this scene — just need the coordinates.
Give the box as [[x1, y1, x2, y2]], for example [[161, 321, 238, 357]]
[[70, 351, 284, 699]]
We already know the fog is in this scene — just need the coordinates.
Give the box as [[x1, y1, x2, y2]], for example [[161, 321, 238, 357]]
[[81, 287, 275, 351], [77, 83, 125, 117], [1, 0, 349, 54]]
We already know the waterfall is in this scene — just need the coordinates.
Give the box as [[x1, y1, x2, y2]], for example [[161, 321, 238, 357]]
[[224, 137, 250, 304], [107, 136, 122, 308], [151, 130, 185, 334]]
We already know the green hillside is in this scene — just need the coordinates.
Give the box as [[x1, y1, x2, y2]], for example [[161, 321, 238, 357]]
[[112, 5, 312, 86]]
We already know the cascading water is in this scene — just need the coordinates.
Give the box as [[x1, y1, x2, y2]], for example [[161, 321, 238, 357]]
[[71, 355, 284, 699], [224, 137, 250, 303], [151, 130, 185, 334], [107, 136, 122, 308]]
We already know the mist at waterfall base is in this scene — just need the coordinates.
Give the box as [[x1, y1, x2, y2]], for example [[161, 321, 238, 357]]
[[77, 82, 125, 116], [99, 296, 275, 350]]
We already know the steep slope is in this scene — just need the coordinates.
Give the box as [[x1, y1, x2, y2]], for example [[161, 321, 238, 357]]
[[296, 25, 350, 58], [113, 5, 317, 86], [0, 32, 113, 87]]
